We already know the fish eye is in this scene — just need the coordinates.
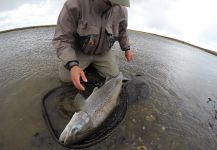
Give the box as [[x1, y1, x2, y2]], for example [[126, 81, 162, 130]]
[[70, 127, 78, 135]]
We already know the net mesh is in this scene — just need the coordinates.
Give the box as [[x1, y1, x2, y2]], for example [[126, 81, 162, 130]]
[[42, 67, 128, 149]]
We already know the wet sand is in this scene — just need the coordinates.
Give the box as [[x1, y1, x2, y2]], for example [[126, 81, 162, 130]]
[[0, 27, 217, 150]]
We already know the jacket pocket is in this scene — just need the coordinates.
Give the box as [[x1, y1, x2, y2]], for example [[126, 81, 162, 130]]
[[105, 24, 118, 49], [76, 22, 100, 54]]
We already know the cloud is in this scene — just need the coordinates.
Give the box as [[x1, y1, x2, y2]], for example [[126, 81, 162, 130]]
[[166, 0, 217, 50], [128, 0, 176, 32], [128, 0, 217, 51], [0, 0, 65, 30], [166, 0, 217, 37], [0, 0, 42, 11]]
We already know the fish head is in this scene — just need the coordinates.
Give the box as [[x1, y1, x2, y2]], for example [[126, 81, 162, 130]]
[[59, 111, 91, 145]]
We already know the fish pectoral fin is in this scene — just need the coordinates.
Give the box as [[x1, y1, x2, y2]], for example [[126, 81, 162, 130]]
[[73, 93, 86, 110]]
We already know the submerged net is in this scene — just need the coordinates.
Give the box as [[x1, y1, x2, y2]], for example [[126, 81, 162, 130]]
[[42, 67, 128, 149]]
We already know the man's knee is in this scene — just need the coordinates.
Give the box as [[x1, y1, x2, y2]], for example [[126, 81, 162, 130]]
[[58, 53, 92, 83], [105, 65, 120, 78], [93, 51, 120, 79], [97, 67, 119, 79]]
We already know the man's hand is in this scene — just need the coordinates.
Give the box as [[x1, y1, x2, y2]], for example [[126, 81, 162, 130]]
[[70, 66, 88, 91], [125, 50, 133, 61]]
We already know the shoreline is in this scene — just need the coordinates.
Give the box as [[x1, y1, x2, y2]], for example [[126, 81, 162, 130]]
[[0, 25, 216, 57]]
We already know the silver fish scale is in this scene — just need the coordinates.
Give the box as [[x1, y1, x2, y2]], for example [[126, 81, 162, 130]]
[[84, 78, 122, 127]]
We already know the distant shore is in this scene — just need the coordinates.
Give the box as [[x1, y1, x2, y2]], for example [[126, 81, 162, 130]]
[[0, 25, 216, 57]]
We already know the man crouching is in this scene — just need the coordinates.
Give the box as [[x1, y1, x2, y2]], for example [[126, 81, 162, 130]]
[[52, 0, 133, 91]]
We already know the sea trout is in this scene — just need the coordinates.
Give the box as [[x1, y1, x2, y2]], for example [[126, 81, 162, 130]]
[[59, 72, 123, 145]]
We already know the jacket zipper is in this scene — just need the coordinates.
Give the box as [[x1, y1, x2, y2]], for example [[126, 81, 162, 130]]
[[95, 6, 111, 54]]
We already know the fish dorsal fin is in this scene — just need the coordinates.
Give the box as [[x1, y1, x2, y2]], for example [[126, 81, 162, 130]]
[[93, 87, 98, 92], [73, 93, 86, 110]]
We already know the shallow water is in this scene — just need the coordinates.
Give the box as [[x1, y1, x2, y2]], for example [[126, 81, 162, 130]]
[[0, 27, 217, 150]]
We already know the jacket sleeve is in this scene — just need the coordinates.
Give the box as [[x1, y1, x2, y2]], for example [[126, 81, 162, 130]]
[[118, 8, 130, 51], [52, 2, 79, 67]]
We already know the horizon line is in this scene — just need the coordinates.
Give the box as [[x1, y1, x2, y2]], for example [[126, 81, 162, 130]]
[[0, 24, 216, 57]]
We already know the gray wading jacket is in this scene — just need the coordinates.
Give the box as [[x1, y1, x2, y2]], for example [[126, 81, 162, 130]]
[[52, 0, 130, 69]]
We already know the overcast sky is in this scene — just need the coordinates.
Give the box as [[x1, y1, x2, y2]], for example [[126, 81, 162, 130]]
[[0, 0, 217, 52]]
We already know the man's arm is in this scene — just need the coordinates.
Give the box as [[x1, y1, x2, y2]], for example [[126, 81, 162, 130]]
[[118, 20, 130, 51], [52, 2, 79, 69], [118, 8, 133, 61], [52, 2, 87, 90]]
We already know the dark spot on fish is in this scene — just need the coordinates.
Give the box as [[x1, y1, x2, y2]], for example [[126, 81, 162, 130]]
[[122, 79, 130, 84]]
